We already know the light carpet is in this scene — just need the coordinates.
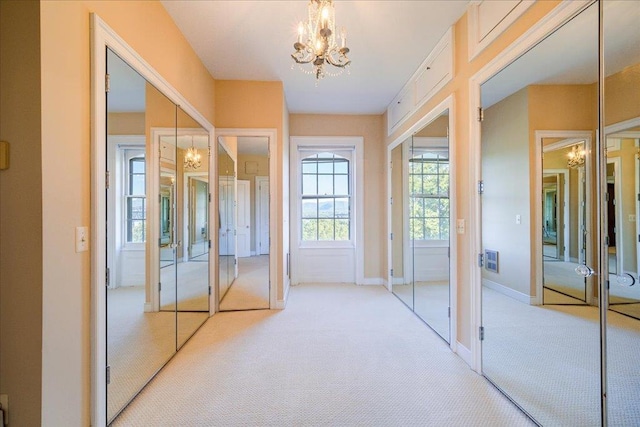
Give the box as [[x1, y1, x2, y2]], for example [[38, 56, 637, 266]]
[[219, 255, 270, 311], [112, 284, 532, 426], [160, 260, 210, 312], [483, 286, 640, 426], [107, 285, 208, 421]]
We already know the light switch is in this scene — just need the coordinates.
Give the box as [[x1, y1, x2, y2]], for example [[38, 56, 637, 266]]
[[456, 219, 465, 234], [630, 214, 636, 223], [516, 214, 521, 225], [76, 226, 89, 252]]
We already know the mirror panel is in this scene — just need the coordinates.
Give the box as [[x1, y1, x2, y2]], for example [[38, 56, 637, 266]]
[[106, 49, 178, 422], [218, 141, 235, 302], [391, 137, 414, 309], [411, 110, 450, 342], [480, 3, 601, 425], [604, 0, 640, 424], [176, 107, 210, 349]]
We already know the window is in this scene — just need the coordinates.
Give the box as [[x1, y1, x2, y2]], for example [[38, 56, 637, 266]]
[[301, 152, 350, 241], [126, 154, 146, 243], [410, 149, 449, 241]]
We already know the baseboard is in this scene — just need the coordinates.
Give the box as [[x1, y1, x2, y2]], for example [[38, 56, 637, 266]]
[[456, 341, 472, 367], [482, 278, 533, 304], [250, 251, 256, 256], [359, 277, 385, 286], [144, 302, 153, 313], [275, 280, 290, 309], [392, 277, 405, 285]]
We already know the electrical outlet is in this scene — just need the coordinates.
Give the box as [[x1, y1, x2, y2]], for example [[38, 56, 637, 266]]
[[515, 214, 521, 225], [630, 214, 636, 222], [76, 226, 89, 252], [0, 394, 8, 426], [456, 219, 465, 234]]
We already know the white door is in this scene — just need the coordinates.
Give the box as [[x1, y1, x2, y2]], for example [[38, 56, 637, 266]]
[[256, 177, 270, 255], [237, 180, 251, 257]]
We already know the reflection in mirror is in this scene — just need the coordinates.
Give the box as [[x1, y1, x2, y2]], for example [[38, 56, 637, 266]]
[[217, 140, 235, 303], [391, 110, 451, 343], [176, 106, 210, 349], [411, 111, 450, 342], [604, 2, 640, 424], [106, 48, 177, 422], [218, 136, 271, 311], [480, 3, 601, 425], [542, 139, 589, 305], [391, 137, 414, 310]]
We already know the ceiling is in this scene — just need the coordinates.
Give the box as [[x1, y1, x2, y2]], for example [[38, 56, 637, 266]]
[[161, 0, 470, 115]]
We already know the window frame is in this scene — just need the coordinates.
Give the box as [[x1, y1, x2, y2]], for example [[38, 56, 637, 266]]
[[122, 148, 146, 249], [410, 138, 450, 248]]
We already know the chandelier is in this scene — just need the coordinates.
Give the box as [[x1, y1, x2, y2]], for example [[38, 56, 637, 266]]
[[567, 144, 585, 169], [184, 137, 201, 170], [291, 0, 351, 80]]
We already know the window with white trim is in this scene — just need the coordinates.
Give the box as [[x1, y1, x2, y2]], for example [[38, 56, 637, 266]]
[[300, 152, 351, 241], [410, 149, 449, 241], [124, 150, 146, 244]]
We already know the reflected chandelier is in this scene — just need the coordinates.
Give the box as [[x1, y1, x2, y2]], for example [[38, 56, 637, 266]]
[[567, 144, 585, 169], [291, 0, 351, 81], [184, 138, 201, 170]]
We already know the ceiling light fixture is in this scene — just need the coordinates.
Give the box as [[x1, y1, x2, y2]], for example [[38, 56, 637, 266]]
[[292, 0, 351, 81], [567, 144, 586, 169], [184, 137, 201, 170]]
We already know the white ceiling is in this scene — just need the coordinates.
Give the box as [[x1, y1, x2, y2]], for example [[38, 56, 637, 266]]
[[161, 0, 470, 114]]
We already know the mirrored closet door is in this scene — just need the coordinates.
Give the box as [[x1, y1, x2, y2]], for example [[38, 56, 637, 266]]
[[392, 110, 451, 343], [106, 48, 210, 424]]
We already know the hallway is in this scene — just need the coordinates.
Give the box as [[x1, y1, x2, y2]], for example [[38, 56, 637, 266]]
[[112, 284, 531, 426]]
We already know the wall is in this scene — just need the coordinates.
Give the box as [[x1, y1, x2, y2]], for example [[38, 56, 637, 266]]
[[214, 80, 286, 299], [385, 0, 563, 350], [0, 1, 43, 425], [481, 88, 531, 296], [282, 99, 291, 301], [39, 1, 216, 425], [290, 114, 386, 280]]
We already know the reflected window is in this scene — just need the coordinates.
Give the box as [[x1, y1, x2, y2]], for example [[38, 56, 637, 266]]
[[125, 151, 146, 243], [301, 152, 350, 241], [410, 149, 449, 241]]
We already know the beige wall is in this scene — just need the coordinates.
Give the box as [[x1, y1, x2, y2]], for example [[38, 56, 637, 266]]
[[391, 143, 405, 279], [39, 1, 216, 425], [481, 88, 531, 296], [108, 112, 145, 135], [606, 62, 640, 125], [0, 1, 43, 425], [290, 114, 386, 279]]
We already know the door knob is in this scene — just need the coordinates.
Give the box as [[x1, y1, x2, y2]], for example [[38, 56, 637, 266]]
[[575, 265, 595, 277]]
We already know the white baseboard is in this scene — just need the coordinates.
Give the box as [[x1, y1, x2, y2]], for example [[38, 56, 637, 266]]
[[392, 277, 405, 285], [144, 302, 153, 313], [275, 280, 290, 309], [456, 341, 472, 368], [482, 278, 533, 304], [250, 251, 256, 256], [359, 277, 385, 286]]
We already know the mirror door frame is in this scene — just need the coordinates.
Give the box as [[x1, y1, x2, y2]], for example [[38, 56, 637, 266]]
[[468, 0, 593, 372], [386, 95, 457, 351], [90, 14, 214, 426], [215, 128, 278, 309]]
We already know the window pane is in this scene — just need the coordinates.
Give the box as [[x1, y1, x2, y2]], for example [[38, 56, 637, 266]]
[[440, 218, 450, 240], [318, 198, 334, 218], [302, 160, 317, 174], [335, 219, 349, 240], [412, 197, 424, 218], [410, 174, 422, 195], [423, 175, 438, 195], [440, 199, 450, 217], [128, 197, 146, 220], [334, 160, 348, 174], [439, 161, 450, 174], [128, 220, 145, 243], [410, 160, 422, 175], [318, 158, 334, 174], [302, 219, 317, 240], [335, 198, 349, 218], [423, 160, 438, 174], [410, 218, 424, 240], [424, 199, 439, 217], [439, 174, 450, 195], [318, 219, 334, 240], [424, 218, 440, 240], [318, 175, 333, 195], [131, 158, 145, 173], [334, 175, 348, 195], [131, 174, 145, 195], [302, 174, 317, 195], [302, 199, 318, 218]]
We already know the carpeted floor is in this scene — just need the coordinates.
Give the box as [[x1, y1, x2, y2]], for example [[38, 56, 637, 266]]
[[112, 284, 533, 426], [219, 255, 270, 311]]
